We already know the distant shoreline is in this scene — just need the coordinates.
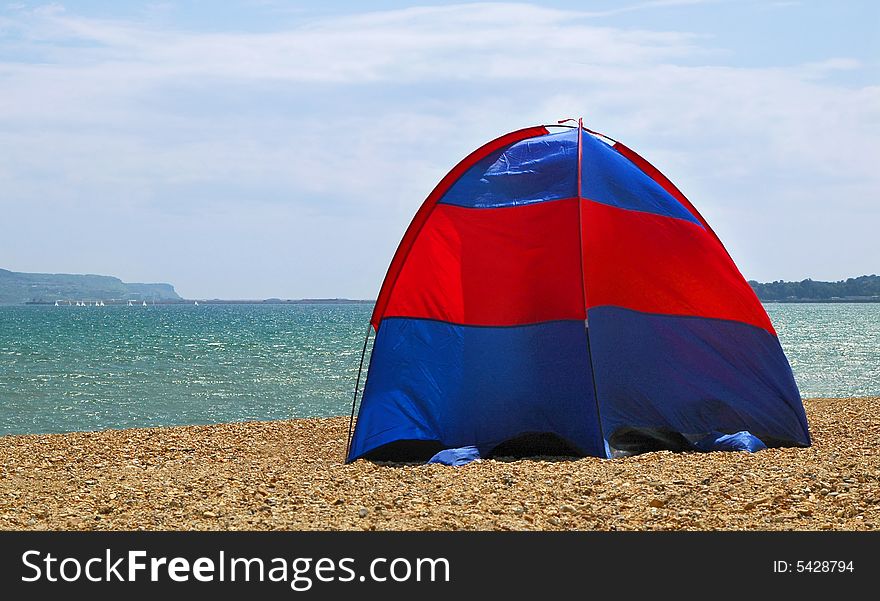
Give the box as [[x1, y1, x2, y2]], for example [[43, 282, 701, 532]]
[[6, 268, 878, 305], [13, 298, 880, 306], [19, 298, 375, 306]]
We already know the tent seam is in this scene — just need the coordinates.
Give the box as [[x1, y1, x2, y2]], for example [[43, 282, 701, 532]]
[[577, 120, 608, 457]]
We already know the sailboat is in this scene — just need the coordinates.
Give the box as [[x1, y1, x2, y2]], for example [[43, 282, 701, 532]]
[[142, 301, 147, 307], [194, 301, 199, 306], [54, 301, 60, 306], [128, 300, 133, 307]]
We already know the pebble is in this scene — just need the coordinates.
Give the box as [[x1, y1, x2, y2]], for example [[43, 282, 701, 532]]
[[0, 397, 876, 531]]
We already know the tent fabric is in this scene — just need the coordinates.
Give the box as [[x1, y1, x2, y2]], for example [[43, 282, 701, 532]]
[[347, 124, 810, 462], [427, 446, 482, 466], [582, 200, 775, 333], [350, 317, 606, 459], [439, 129, 578, 208], [380, 199, 586, 326], [588, 306, 808, 447], [580, 131, 702, 225], [692, 431, 768, 453], [369, 125, 550, 330]]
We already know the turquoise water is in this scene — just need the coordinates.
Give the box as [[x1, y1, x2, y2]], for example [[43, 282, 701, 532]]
[[0, 303, 877, 436], [765, 303, 879, 399], [0, 304, 372, 435]]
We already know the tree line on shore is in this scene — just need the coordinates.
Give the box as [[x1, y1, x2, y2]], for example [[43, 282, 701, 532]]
[[748, 275, 879, 301]]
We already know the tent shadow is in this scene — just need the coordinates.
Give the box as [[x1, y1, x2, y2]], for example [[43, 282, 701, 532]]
[[355, 433, 589, 467], [484, 454, 584, 464], [363, 454, 584, 468]]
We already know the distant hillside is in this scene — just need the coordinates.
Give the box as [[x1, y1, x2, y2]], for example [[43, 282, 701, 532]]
[[0, 268, 180, 304], [749, 275, 880, 302]]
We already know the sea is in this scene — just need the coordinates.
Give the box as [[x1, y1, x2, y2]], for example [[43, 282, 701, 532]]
[[0, 303, 878, 436]]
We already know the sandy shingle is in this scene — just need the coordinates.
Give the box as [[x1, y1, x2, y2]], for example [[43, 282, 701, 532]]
[[0, 397, 877, 530]]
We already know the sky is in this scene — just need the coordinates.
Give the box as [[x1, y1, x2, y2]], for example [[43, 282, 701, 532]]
[[0, 1, 877, 299]]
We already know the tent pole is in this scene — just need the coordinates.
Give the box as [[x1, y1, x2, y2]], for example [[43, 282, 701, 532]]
[[577, 117, 608, 456], [344, 323, 373, 462]]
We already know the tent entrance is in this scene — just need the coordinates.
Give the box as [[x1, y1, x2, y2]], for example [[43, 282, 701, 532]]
[[487, 432, 584, 459], [606, 427, 693, 458]]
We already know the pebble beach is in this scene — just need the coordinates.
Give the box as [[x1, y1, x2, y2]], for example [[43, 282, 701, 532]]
[[0, 397, 877, 531]]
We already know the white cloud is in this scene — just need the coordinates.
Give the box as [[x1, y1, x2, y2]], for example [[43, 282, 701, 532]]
[[0, 2, 877, 295]]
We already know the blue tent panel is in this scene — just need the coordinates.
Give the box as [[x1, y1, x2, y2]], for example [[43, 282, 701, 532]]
[[439, 130, 578, 208], [587, 305, 810, 450], [348, 317, 606, 461], [580, 131, 702, 225]]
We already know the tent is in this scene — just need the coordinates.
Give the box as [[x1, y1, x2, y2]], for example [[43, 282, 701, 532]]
[[346, 121, 810, 462]]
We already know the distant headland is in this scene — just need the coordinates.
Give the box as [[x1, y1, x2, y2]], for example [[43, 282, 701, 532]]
[[1, 268, 373, 306], [0, 268, 180, 305], [2, 268, 878, 305]]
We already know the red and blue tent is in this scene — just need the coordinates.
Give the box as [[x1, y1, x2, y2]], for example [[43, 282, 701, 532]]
[[346, 121, 810, 462]]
